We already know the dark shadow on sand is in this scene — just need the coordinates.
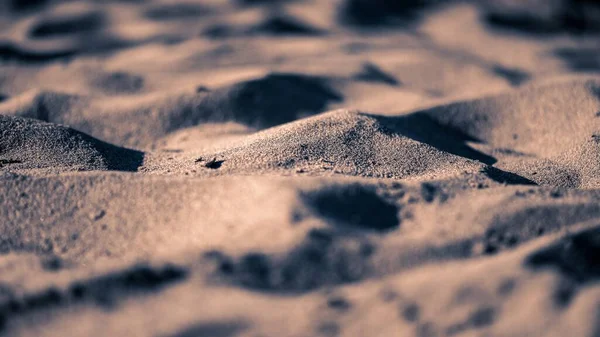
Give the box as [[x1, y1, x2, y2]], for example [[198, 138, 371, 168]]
[[0, 43, 75, 63], [164, 320, 250, 337], [247, 15, 326, 36], [482, 166, 537, 186], [555, 47, 600, 72], [198, 73, 343, 129], [0, 263, 187, 331], [371, 112, 498, 165], [338, 0, 442, 27], [96, 140, 145, 172]]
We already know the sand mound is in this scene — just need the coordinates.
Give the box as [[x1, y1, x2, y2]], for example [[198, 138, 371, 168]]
[[0, 115, 143, 172], [199, 109, 487, 179], [414, 77, 600, 187], [1, 73, 341, 148], [3, 90, 81, 123]]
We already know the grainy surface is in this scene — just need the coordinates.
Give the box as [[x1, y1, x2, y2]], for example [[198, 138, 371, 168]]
[[1, 1, 600, 336]]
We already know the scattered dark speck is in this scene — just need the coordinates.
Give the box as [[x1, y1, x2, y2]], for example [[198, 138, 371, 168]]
[[497, 278, 516, 296], [420, 183, 437, 203], [492, 65, 530, 86], [402, 303, 420, 322], [343, 42, 369, 54], [23, 287, 62, 309], [317, 321, 340, 337], [203, 24, 233, 39], [354, 62, 400, 86], [41, 255, 63, 272], [204, 158, 225, 169], [196, 86, 211, 93], [93, 71, 144, 95], [359, 242, 375, 257], [308, 228, 334, 246], [92, 210, 106, 221], [69, 283, 85, 299], [553, 277, 577, 307], [0, 159, 22, 168], [469, 306, 496, 327], [203, 250, 236, 275], [238, 253, 271, 289], [291, 210, 305, 223], [380, 288, 398, 302], [506, 235, 519, 247], [483, 243, 498, 255], [417, 322, 437, 337], [327, 296, 352, 312]]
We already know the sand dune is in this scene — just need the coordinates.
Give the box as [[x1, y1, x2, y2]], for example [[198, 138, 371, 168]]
[[0, 72, 342, 148], [0, 115, 142, 172], [195, 109, 484, 179]]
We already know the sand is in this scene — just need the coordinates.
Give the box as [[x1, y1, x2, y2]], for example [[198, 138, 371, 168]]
[[1, 0, 600, 336]]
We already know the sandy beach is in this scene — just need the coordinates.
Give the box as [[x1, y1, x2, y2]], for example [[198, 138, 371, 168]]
[[1, 0, 600, 336]]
